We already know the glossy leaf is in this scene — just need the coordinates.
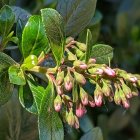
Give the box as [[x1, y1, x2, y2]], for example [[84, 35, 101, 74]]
[[21, 55, 38, 70], [19, 84, 38, 114], [57, 0, 97, 37], [22, 15, 49, 58], [0, 52, 15, 106], [85, 29, 92, 63], [41, 8, 65, 66], [27, 78, 45, 112], [8, 65, 26, 85], [0, 5, 15, 36], [38, 81, 64, 140], [91, 44, 113, 64]]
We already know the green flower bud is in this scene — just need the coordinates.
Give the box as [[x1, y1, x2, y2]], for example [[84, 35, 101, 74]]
[[80, 87, 88, 105], [56, 71, 64, 85], [66, 37, 74, 44], [131, 84, 139, 96], [66, 109, 75, 126], [76, 42, 87, 52], [74, 71, 86, 85], [94, 84, 103, 106], [74, 115, 79, 129], [114, 89, 121, 105], [64, 70, 73, 91], [75, 47, 84, 58], [54, 95, 62, 112], [121, 83, 132, 98], [119, 88, 126, 101], [73, 60, 87, 70], [67, 49, 77, 61], [88, 67, 104, 75], [102, 81, 111, 97]]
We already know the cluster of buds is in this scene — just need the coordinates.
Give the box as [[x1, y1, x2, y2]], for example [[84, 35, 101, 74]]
[[45, 37, 140, 129]]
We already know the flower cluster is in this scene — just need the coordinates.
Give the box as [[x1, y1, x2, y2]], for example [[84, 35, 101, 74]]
[[42, 38, 140, 129]]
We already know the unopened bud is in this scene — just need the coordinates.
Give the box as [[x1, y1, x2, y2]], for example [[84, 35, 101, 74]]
[[66, 109, 75, 126], [102, 81, 111, 96], [88, 58, 96, 64], [56, 71, 64, 85], [94, 84, 103, 107], [122, 100, 130, 109], [76, 103, 86, 118], [122, 83, 132, 98], [64, 71, 73, 91], [114, 88, 121, 105], [131, 85, 139, 96], [88, 67, 104, 75], [88, 95, 95, 107], [66, 37, 74, 44], [80, 87, 88, 105], [74, 115, 79, 129], [75, 47, 84, 58], [74, 71, 86, 85], [103, 67, 116, 77], [129, 76, 137, 83], [76, 42, 87, 52], [66, 49, 77, 61], [56, 85, 63, 95], [73, 60, 87, 70], [54, 95, 62, 112]]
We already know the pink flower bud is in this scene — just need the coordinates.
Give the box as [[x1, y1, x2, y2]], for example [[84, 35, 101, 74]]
[[54, 95, 62, 112], [64, 81, 73, 91], [129, 76, 137, 83], [73, 60, 87, 70], [89, 100, 95, 107], [54, 103, 62, 112], [64, 70, 73, 91], [104, 67, 116, 77], [79, 63, 87, 70], [122, 100, 130, 109], [94, 95, 102, 107], [76, 103, 85, 118], [96, 68, 104, 75], [57, 85, 63, 95]]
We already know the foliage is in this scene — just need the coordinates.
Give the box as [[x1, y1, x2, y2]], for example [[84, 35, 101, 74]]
[[0, 0, 140, 140]]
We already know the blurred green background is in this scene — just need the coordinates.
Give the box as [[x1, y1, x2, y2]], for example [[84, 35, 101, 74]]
[[0, 0, 140, 140]]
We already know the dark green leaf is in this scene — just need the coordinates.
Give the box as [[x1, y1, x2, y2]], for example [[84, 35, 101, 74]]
[[91, 44, 113, 64], [78, 11, 102, 44], [22, 15, 49, 58], [38, 81, 64, 140], [85, 29, 92, 63], [27, 78, 45, 112], [11, 6, 31, 50], [19, 84, 38, 114], [57, 0, 97, 37], [41, 8, 65, 66], [80, 127, 103, 140], [0, 5, 15, 36], [8, 65, 26, 85], [10, 6, 30, 24], [0, 52, 15, 106]]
